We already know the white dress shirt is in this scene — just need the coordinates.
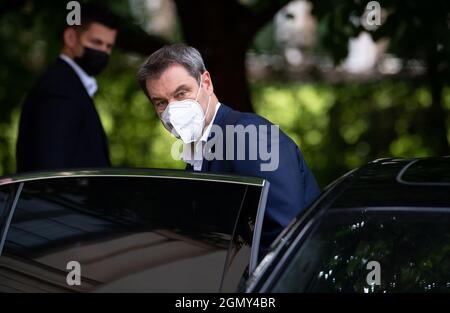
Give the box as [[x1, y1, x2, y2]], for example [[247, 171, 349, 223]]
[[181, 102, 221, 171], [59, 54, 98, 97]]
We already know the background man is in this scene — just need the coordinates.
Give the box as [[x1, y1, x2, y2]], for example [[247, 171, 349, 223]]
[[138, 44, 321, 254], [16, 4, 117, 172]]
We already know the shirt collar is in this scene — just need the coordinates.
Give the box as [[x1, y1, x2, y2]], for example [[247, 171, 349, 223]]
[[181, 102, 221, 165], [59, 54, 98, 97]]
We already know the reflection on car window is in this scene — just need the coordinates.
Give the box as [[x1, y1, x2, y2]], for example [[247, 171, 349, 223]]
[[0, 185, 13, 225], [273, 210, 450, 293], [1, 177, 252, 292]]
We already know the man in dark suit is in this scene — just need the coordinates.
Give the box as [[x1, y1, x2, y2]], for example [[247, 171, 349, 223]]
[[137, 44, 321, 253], [16, 4, 117, 172]]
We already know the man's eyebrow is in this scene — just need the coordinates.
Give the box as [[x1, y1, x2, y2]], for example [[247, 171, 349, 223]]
[[171, 84, 191, 96], [150, 96, 165, 103], [150, 84, 192, 103]]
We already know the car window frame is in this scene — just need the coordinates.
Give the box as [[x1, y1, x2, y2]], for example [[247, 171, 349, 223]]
[[249, 179, 270, 274], [0, 182, 23, 256]]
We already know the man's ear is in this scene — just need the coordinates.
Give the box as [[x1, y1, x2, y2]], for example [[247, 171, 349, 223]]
[[63, 27, 78, 49], [203, 71, 214, 95]]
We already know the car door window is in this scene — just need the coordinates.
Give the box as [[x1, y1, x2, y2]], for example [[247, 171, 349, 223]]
[[0, 184, 16, 245], [272, 210, 450, 293], [0, 186, 11, 223], [0, 176, 261, 292]]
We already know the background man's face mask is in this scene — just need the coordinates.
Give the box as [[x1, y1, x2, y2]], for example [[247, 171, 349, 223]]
[[74, 46, 110, 76], [161, 76, 211, 144]]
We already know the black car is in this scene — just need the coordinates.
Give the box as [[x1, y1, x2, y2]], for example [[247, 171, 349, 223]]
[[0, 169, 270, 292], [246, 156, 450, 293]]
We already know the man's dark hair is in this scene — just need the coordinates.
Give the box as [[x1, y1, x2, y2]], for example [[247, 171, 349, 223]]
[[137, 44, 207, 99], [72, 2, 118, 32]]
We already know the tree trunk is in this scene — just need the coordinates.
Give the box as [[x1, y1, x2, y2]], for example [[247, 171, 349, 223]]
[[203, 42, 252, 112], [175, 0, 255, 112]]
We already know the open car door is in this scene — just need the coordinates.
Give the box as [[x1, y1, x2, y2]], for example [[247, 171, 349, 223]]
[[0, 169, 269, 292]]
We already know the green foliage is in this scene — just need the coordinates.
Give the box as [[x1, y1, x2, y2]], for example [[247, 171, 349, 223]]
[[313, 0, 363, 63], [251, 21, 278, 54], [1, 0, 449, 189], [251, 80, 449, 186], [0, 1, 66, 174], [2, 51, 449, 186], [312, 0, 450, 71]]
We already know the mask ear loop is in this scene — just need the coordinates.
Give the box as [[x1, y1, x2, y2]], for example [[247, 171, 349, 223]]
[[195, 74, 211, 123], [203, 95, 211, 122], [194, 95, 211, 142], [195, 75, 203, 102], [195, 74, 212, 141]]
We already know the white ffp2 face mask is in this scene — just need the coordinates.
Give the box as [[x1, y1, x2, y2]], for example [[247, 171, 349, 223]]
[[161, 76, 211, 144]]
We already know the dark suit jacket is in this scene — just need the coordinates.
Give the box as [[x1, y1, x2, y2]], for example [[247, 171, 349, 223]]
[[188, 104, 321, 252], [16, 58, 111, 172]]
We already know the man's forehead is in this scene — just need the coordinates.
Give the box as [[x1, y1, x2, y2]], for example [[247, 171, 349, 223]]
[[146, 65, 197, 95]]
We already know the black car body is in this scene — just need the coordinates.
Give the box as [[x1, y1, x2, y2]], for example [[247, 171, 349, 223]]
[[0, 169, 270, 292], [247, 157, 450, 293]]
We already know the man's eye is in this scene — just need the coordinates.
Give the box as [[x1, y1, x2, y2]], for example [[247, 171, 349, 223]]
[[91, 39, 103, 47], [176, 92, 186, 98]]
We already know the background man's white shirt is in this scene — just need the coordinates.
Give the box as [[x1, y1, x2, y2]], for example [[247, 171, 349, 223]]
[[60, 54, 98, 97]]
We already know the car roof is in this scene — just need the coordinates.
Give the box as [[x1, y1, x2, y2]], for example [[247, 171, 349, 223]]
[[0, 168, 265, 187], [330, 156, 450, 209]]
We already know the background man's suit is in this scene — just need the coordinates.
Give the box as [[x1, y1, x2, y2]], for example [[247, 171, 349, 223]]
[[187, 104, 321, 253], [16, 58, 110, 172]]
